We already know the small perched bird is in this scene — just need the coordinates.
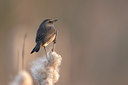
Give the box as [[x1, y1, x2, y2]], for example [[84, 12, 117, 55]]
[[31, 19, 58, 57]]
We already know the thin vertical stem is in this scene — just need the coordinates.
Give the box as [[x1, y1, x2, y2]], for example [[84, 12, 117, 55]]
[[22, 33, 27, 70], [44, 46, 49, 61], [17, 50, 19, 72]]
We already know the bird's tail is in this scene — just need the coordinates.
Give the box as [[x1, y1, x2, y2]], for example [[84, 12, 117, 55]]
[[31, 42, 40, 54]]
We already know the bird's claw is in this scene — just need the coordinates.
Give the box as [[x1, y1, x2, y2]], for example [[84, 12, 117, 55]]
[[52, 48, 54, 52]]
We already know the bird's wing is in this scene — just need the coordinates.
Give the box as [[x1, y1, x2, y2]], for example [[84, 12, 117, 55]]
[[36, 26, 55, 45], [43, 26, 56, 43], [36, 33, 45, 43], [35, 25, 46, 43]]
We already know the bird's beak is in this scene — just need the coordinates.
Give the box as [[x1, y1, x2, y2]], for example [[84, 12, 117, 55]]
[[52, 19, 58, 22]]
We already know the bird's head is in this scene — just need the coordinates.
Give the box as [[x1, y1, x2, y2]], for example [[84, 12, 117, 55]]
[[42, 19, 58, 26]]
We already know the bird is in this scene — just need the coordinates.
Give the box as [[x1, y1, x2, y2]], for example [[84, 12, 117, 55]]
[[31, 19, 58, 58]]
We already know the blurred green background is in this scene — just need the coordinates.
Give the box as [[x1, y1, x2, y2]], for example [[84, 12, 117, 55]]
[[0, 0, 128, 85]]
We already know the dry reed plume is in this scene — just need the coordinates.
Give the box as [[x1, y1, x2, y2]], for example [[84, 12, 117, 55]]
[[31, 51, 62, 85], [10, 34, 62, 85], [10, 70, 33, 85]]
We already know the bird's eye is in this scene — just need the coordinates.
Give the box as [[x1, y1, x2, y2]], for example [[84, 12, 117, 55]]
[[48, 21, 52, 23]]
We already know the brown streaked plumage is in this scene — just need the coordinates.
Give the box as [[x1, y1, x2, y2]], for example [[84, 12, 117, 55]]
[[31, 19, 58, 58]]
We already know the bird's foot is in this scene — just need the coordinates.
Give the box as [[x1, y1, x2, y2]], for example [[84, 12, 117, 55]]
[[52, 48, 54, 52]]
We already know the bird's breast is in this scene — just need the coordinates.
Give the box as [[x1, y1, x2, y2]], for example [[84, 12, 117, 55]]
[[42, 34, 56, 47]]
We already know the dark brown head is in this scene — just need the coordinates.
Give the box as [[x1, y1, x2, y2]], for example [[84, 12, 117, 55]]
[[42, 19, 58, 25], [38, 19, 58, 31]]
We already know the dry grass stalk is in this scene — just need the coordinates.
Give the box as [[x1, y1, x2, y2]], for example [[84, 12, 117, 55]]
[[22, 34, 27, 70]]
